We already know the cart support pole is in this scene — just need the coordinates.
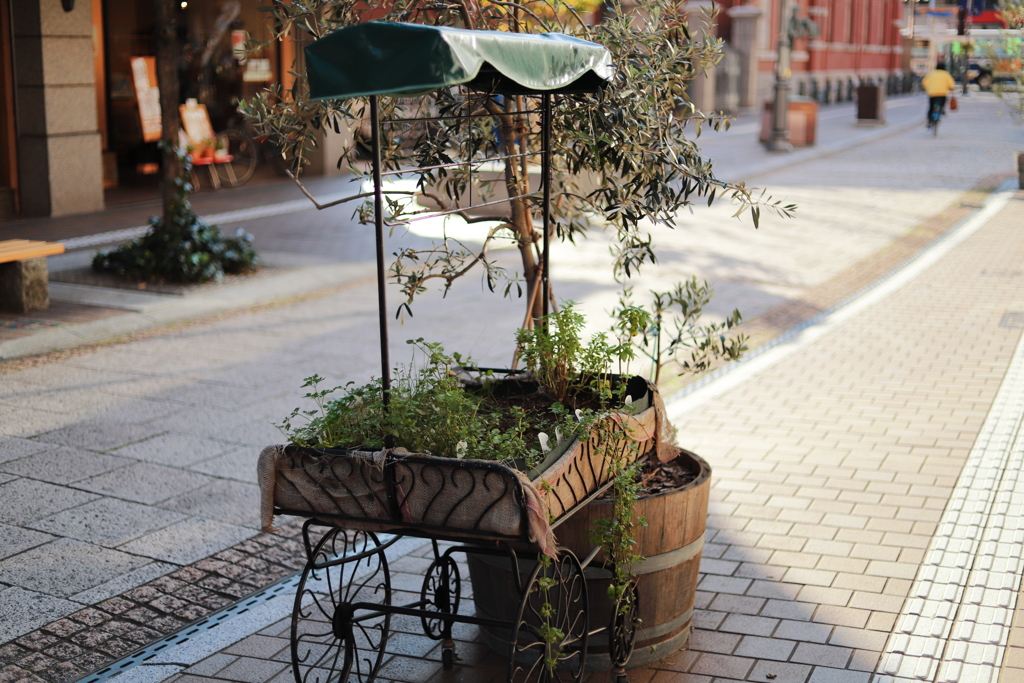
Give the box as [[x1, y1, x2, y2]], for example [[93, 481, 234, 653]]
[[541, 93, 551, 321], [370, 96, 393, 432]]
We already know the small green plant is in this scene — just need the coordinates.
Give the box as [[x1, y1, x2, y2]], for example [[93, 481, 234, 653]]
[[93, 145, 258, 284], [277, 339, 547, 467], [515, 302, 634, 406], [616, 279, 747, 385], [535, 553, 566, 673]]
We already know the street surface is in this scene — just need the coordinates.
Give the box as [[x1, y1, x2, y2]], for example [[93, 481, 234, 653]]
[[2, 92, 1024, 682]]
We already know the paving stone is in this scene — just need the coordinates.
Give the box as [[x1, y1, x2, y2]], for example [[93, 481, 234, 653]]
[[188, 447, 261, 484], [40, 619, 85, 638], [110, 432, 236, 467], [32, 422, 163, 453], [211, 655, 289, 682], [707, 594, 765, 616], [70, 561, 178, 604], [377, 654, 445, 682], [747, 659, 813, 683], [791, 642, 852, 668], [773, 619, 834, 644], [0, 438, 48, 464], [74, 462, 214, 505], [41, 642, 83, 662], [0, 645, 29, 665], [0, 661, 51, 683], [0, 588, 79, 646], [29, 498, 188, 547], [118, 517, 256, 566], [0, 447, 131, 485], [806, 667, 871, 683], [0, 479, 98, 526], [13, 635, 58, 653], [688, 652, 755, 679], [157, 479, 261, 528], [2, 538, 148, 597], [0, 524, 56, 561], [688, 630, 741, 654], [718, 614, 778, 637], [734, 634, 795, 661]]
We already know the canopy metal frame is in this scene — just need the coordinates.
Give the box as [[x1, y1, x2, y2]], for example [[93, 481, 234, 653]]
[[367, 90, 555, 426]]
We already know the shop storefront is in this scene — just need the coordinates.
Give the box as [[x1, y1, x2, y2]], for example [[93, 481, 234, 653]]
[[0, 0, 294, 220], [101, 0, 291, 186]]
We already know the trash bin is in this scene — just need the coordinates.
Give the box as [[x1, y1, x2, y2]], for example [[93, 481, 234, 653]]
[[856, 84, 885, 125], [759, 96, 819, 147]]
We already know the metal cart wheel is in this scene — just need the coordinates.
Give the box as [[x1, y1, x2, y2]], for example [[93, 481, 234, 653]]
[[214, 129, 258, 187], [508, 551, 588, 683], [608, 579, 639, 683], [291, 529, 391, 683], [420, 552, 461, 668]]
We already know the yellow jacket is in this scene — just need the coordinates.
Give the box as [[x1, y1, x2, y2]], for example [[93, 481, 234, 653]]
[[922, 70, 957, 97]]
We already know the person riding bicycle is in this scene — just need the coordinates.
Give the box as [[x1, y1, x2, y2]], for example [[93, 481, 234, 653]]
[[921, 62, 957, 123]]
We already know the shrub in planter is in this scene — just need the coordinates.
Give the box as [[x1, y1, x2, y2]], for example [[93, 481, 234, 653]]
[[92, 148, 258, 284]]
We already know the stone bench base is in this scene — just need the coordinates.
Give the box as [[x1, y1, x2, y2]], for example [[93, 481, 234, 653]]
[[0, 257, 50, 313]]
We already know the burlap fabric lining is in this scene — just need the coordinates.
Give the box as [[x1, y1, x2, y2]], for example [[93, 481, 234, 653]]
[[257, 444, 549, 543]]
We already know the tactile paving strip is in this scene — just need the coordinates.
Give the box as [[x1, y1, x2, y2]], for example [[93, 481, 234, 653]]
[[875, 328, 1024, 683]]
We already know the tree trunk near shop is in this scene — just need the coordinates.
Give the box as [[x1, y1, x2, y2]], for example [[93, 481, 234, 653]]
[[154, 0, 180, 228]]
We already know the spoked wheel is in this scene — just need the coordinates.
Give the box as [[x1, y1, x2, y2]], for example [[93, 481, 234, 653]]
[[608, 580, 639, 682], [509, 551, 588, 683], [214, 129, 258, 187], [420, 554, 461, 668], [291, 529, 391, 683]]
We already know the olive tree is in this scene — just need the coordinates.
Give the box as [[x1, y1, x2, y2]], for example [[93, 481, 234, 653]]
[[242, 0, 793, 321]]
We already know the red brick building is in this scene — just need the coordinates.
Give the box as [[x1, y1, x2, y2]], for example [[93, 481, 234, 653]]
[[709, 0, 911, 111]]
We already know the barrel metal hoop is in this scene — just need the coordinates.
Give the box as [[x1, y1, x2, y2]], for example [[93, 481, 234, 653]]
[[637, 605, 693, 640], [629, 531, 705, 575]]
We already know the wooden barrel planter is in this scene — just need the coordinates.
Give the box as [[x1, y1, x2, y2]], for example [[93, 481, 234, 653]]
[[467, 448, 711, 669]]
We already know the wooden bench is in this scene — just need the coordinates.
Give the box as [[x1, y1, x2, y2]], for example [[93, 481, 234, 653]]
[[0, 239, 66, 313]]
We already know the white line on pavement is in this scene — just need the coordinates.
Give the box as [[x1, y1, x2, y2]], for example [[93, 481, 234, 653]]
[[665, 180, 1017, 422]]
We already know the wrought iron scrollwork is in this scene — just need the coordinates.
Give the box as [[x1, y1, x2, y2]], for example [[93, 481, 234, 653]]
[[509, 551, 588, 683], [609, 578, 639, 680], [291, 525, 392, 683], [420, 553, 461, 640]]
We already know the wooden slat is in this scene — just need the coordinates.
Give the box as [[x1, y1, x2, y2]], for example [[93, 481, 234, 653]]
[[0, 239, 65, 264]]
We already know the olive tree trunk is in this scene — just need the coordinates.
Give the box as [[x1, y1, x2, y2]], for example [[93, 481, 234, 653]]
[[154, 0, 180, 228]]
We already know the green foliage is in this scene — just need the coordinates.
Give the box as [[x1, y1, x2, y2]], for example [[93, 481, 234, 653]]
[[515, 302, 632, 406], [241, 0, 795, 319], [615, 279, 747, 385], [587, 407, 646, 624], [277, 340, 546, 466], [535, 553, 566, 673], [92, 147, 258, 284]]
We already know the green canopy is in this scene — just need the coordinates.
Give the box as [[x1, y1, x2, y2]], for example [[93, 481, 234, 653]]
[[305, 22, 613, 100]]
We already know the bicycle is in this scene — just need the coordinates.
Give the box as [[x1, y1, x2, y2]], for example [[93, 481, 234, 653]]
[[927, 100, 943, 136]]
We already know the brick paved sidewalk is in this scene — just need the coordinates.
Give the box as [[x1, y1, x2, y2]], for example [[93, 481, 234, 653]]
[[80, 192, 1024, 682]]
